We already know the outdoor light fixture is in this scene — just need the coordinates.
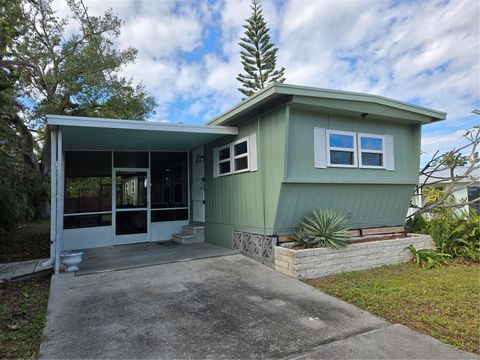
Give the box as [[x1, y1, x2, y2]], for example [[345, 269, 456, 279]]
[[195, 155, 205, 163]]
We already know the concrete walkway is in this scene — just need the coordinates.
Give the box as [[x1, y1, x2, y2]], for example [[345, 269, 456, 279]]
[[0, 258, 52, 282], [40, 254, 475, 359]]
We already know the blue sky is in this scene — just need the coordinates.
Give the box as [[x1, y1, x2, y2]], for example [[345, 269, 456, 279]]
[[53, 0, 479, 162]]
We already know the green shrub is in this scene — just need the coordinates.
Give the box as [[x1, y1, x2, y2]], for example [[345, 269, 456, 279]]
[[293, 209, 350, 249], [404, 244, 451, 269], [412, 211, 480, 263]]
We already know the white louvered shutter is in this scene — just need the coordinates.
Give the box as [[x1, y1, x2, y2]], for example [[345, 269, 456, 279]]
[[314, 127, 327, 168], [213, 147, 219, 178], [384, 135, 395, 171], [249, 133, 258, 171]]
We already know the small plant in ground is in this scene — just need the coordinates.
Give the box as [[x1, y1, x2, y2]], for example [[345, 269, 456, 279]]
[[404, 244, 451, 269], [293, 209, 350, 249], [412, 211, 480, 263]]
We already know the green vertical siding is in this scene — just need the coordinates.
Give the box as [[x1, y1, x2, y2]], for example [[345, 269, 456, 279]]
[[273, 107, 421, 233], [203, 106, 287, 247], [285, 108, 421, 184], [274, 183, 415, 233], [204, 104, 423, 248]]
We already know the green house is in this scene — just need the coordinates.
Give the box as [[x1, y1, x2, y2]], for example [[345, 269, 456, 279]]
[[47, 83, 445, 271]]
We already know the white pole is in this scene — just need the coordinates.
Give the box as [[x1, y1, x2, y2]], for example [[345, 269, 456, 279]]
[[43, 129, 57, 268], [54, 128, 63, 274]]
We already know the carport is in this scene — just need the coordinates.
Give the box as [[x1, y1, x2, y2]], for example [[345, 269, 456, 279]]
[[46, 114, 237, 274]]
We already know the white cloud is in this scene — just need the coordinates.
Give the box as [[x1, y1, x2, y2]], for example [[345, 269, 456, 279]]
[[48, 0, 480, 149]]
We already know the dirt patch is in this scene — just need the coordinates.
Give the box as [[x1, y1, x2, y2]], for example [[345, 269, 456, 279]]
[[349, 233, 412, 244]]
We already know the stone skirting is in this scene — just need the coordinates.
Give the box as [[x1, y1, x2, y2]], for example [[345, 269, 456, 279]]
[[274, 234, 434, 279]]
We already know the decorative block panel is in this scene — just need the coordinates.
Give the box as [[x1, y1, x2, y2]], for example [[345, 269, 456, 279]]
[[232, 231, 277, 265]]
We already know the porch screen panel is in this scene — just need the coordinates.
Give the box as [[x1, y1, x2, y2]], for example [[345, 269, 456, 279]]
[[151, 152, 188, 222], [64, 151, 112, 229]]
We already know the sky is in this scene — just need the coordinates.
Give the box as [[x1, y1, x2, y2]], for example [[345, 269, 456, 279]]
[[52, 0, 480, 162]]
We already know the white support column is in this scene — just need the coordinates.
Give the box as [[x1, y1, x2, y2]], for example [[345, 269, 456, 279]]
[[54, 128, 63, 274], [45, 129, 57, 268]]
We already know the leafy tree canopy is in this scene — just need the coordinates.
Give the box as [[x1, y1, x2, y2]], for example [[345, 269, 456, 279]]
[[1, 0, 157, 221], [11, 0, 156, 130]]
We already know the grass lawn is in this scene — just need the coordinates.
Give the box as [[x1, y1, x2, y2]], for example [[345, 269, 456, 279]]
[[0, 220, 50, 262], [306, 262, 480, 354], [0, 276, 51, 359]]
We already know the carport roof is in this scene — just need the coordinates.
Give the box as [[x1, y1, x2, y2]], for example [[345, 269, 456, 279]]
[[47, 115, 238, 151]]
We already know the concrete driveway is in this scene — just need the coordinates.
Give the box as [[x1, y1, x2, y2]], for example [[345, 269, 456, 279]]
[[40, 254, 474, 359]]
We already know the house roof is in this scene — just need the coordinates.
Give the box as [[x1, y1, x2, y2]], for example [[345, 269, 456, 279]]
[[47, 114, 237, 151], [207, 83, 447, 126]]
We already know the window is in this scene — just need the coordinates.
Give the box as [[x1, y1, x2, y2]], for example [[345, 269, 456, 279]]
[[327, 130, 357, 167], [358, 133, 385, 168], [215, 136, 251, 176], [218, 145, 232, 175], [314, 128, 394, 171], [233, 139, 249, 171]]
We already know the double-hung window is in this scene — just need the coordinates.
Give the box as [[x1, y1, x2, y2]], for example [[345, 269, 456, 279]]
[[327, 130, 357, 167], [217, 137, 249, 176], [233, 139, 249, 171], [358, 133, 385, 168], [315, 127, 394, 170], [215, 134, 257, 177]]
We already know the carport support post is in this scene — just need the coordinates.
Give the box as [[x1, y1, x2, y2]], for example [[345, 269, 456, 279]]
[[50, 128, 57, 270], [54, 128, 63, 275]]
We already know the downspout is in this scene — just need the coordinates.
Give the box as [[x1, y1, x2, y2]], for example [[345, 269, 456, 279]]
[[54, 128, 63, 274], [42, 127, 57, 268]]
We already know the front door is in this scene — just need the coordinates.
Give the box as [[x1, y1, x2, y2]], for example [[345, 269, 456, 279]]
[[191, 147, 205, 222], [114, 169, 150, 244]]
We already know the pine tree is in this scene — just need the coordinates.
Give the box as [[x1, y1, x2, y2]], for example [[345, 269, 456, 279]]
[[237, 0, 285, 97]]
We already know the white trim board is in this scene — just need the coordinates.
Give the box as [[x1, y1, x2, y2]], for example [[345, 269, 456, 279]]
[[47, 114, 238, 135]]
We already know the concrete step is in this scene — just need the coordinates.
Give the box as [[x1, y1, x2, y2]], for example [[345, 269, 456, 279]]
[[182, 225, 205, 242], [172, 233, 203, 245]]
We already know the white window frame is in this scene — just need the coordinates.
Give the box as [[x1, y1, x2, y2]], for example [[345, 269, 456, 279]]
[[357, 133, 385, 169], [326, 129, 357, 168], [216, 136, 250, 177]]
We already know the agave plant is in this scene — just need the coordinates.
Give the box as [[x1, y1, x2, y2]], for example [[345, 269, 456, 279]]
[[293, 209, 350, 249]]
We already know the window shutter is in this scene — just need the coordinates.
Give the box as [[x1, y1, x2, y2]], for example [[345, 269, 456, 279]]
[[213, 147, 219, 178], [249, 133, 258, 171], [384, 135, 395, 171], [314, 127, 327, 168]]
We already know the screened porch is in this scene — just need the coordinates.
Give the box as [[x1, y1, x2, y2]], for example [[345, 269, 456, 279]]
[[47, 115, 237, 274]]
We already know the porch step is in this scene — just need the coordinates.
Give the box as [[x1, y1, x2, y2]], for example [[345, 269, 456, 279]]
[[182, 225, 205, 242], [172, 233, 203, 245]]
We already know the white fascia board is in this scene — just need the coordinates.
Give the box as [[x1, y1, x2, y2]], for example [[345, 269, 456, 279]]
[[47, 114, 238, 135]]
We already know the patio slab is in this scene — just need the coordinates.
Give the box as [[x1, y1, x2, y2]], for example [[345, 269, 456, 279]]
[[77, 242, 238, 275], [40, 254, 475, 359]]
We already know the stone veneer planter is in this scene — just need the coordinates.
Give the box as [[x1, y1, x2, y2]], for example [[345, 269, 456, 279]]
[[274, 234, 434, 279]]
